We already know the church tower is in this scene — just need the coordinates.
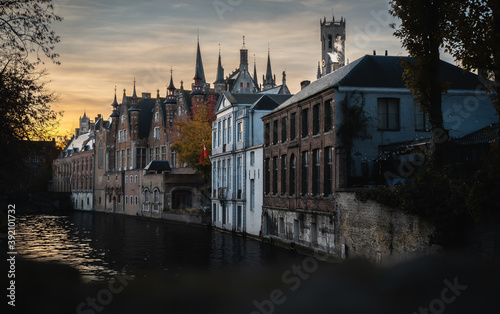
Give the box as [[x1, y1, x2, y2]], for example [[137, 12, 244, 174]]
[[320, 15, 346, 77], [191, 37, 207, 104]]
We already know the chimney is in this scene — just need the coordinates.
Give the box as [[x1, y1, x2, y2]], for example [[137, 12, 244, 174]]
[[385, 50, 388, 56], [300, 80, 311, 90], [373, 50, 376, 55]]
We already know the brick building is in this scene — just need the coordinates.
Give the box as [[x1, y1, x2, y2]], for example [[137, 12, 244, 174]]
[[261, 54, 497, 255]]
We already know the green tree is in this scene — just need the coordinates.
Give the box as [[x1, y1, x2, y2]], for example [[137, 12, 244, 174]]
[[390, 0, 455, 165]]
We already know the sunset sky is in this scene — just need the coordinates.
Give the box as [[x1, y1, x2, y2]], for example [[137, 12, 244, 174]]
[[44, 0, 453, 136]]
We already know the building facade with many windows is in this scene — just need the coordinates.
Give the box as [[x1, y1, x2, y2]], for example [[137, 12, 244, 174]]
[[211, 92, 292, 236], [261, 54, 497, 256]]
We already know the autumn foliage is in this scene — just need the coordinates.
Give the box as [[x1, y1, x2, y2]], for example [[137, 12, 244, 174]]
[[170, 95, 217, 180]]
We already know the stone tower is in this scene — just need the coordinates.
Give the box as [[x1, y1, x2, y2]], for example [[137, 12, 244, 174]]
[[320, 15, 346, 77]]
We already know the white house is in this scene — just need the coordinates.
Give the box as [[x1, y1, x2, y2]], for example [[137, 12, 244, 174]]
[[211, 91, 292, 236]]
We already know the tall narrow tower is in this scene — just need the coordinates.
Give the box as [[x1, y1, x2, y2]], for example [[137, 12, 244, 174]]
[[320, 15, 346, 77], [214, 45, 225, 93]]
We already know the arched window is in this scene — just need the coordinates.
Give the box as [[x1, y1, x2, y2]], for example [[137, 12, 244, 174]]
[[328, 34, 332, 49], [153, 189, 160, 203], [144, 189, 149, 203], [135, 196, 138, 204], [290, 154, 296, 196], [130, 196, 133, 205], [125, 195, 128, 205], [125, 176, 128, 184], [135, 175, 138, 183]]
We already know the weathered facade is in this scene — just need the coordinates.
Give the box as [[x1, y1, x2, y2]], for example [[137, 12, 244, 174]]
[[261, 54, 497, 256]]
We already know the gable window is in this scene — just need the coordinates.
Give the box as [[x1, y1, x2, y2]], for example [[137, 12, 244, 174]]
[[324, 100, 333, 132], [121, 115, 124, 124], [273, 120, 278, 145], [155, 111, 159, 122], [377, 98, 400, 131], [290, 112, 296, 140], [301, 151, 309, 196], [313, 104, 320, 135], [301, 108, 309, 138], [154, 127, 160, 139], [415, 104, 430, 131], [281, 155, 287, 195]]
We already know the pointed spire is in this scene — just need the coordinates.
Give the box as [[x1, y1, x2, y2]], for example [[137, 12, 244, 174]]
[[242, 35, 246, 49], [132, 78, 137, 98], [215, 45, 224, 83], [168, 67, 176, 90], [166, 68, 177, 104], [111, 86, 119, 109], [253, 54, 258, 88], [265, 47, 273, 81], [193, 36, 206, 86], [317, 61, 322, 79]]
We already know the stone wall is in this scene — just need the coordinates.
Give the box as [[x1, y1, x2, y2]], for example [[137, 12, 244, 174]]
[[335, 192, 440, 262], [263, 191, 440, 262]]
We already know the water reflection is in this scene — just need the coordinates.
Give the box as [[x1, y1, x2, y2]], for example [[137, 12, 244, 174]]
[[17, 211, 302, 282]]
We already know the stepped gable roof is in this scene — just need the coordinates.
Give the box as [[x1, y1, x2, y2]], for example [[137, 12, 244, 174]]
[[271, 55, 488, 114]]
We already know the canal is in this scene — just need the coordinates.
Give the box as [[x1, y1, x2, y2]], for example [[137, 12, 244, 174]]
[[12, 210, 495, 314], [16, 211, 308, 282]]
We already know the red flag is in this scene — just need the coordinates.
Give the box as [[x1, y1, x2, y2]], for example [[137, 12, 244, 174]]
[[200, 143, 209, 165]]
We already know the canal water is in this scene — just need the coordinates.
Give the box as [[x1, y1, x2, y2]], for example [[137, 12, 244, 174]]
[[16, 211, 305, 282], [13, 211, 495, 314]]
